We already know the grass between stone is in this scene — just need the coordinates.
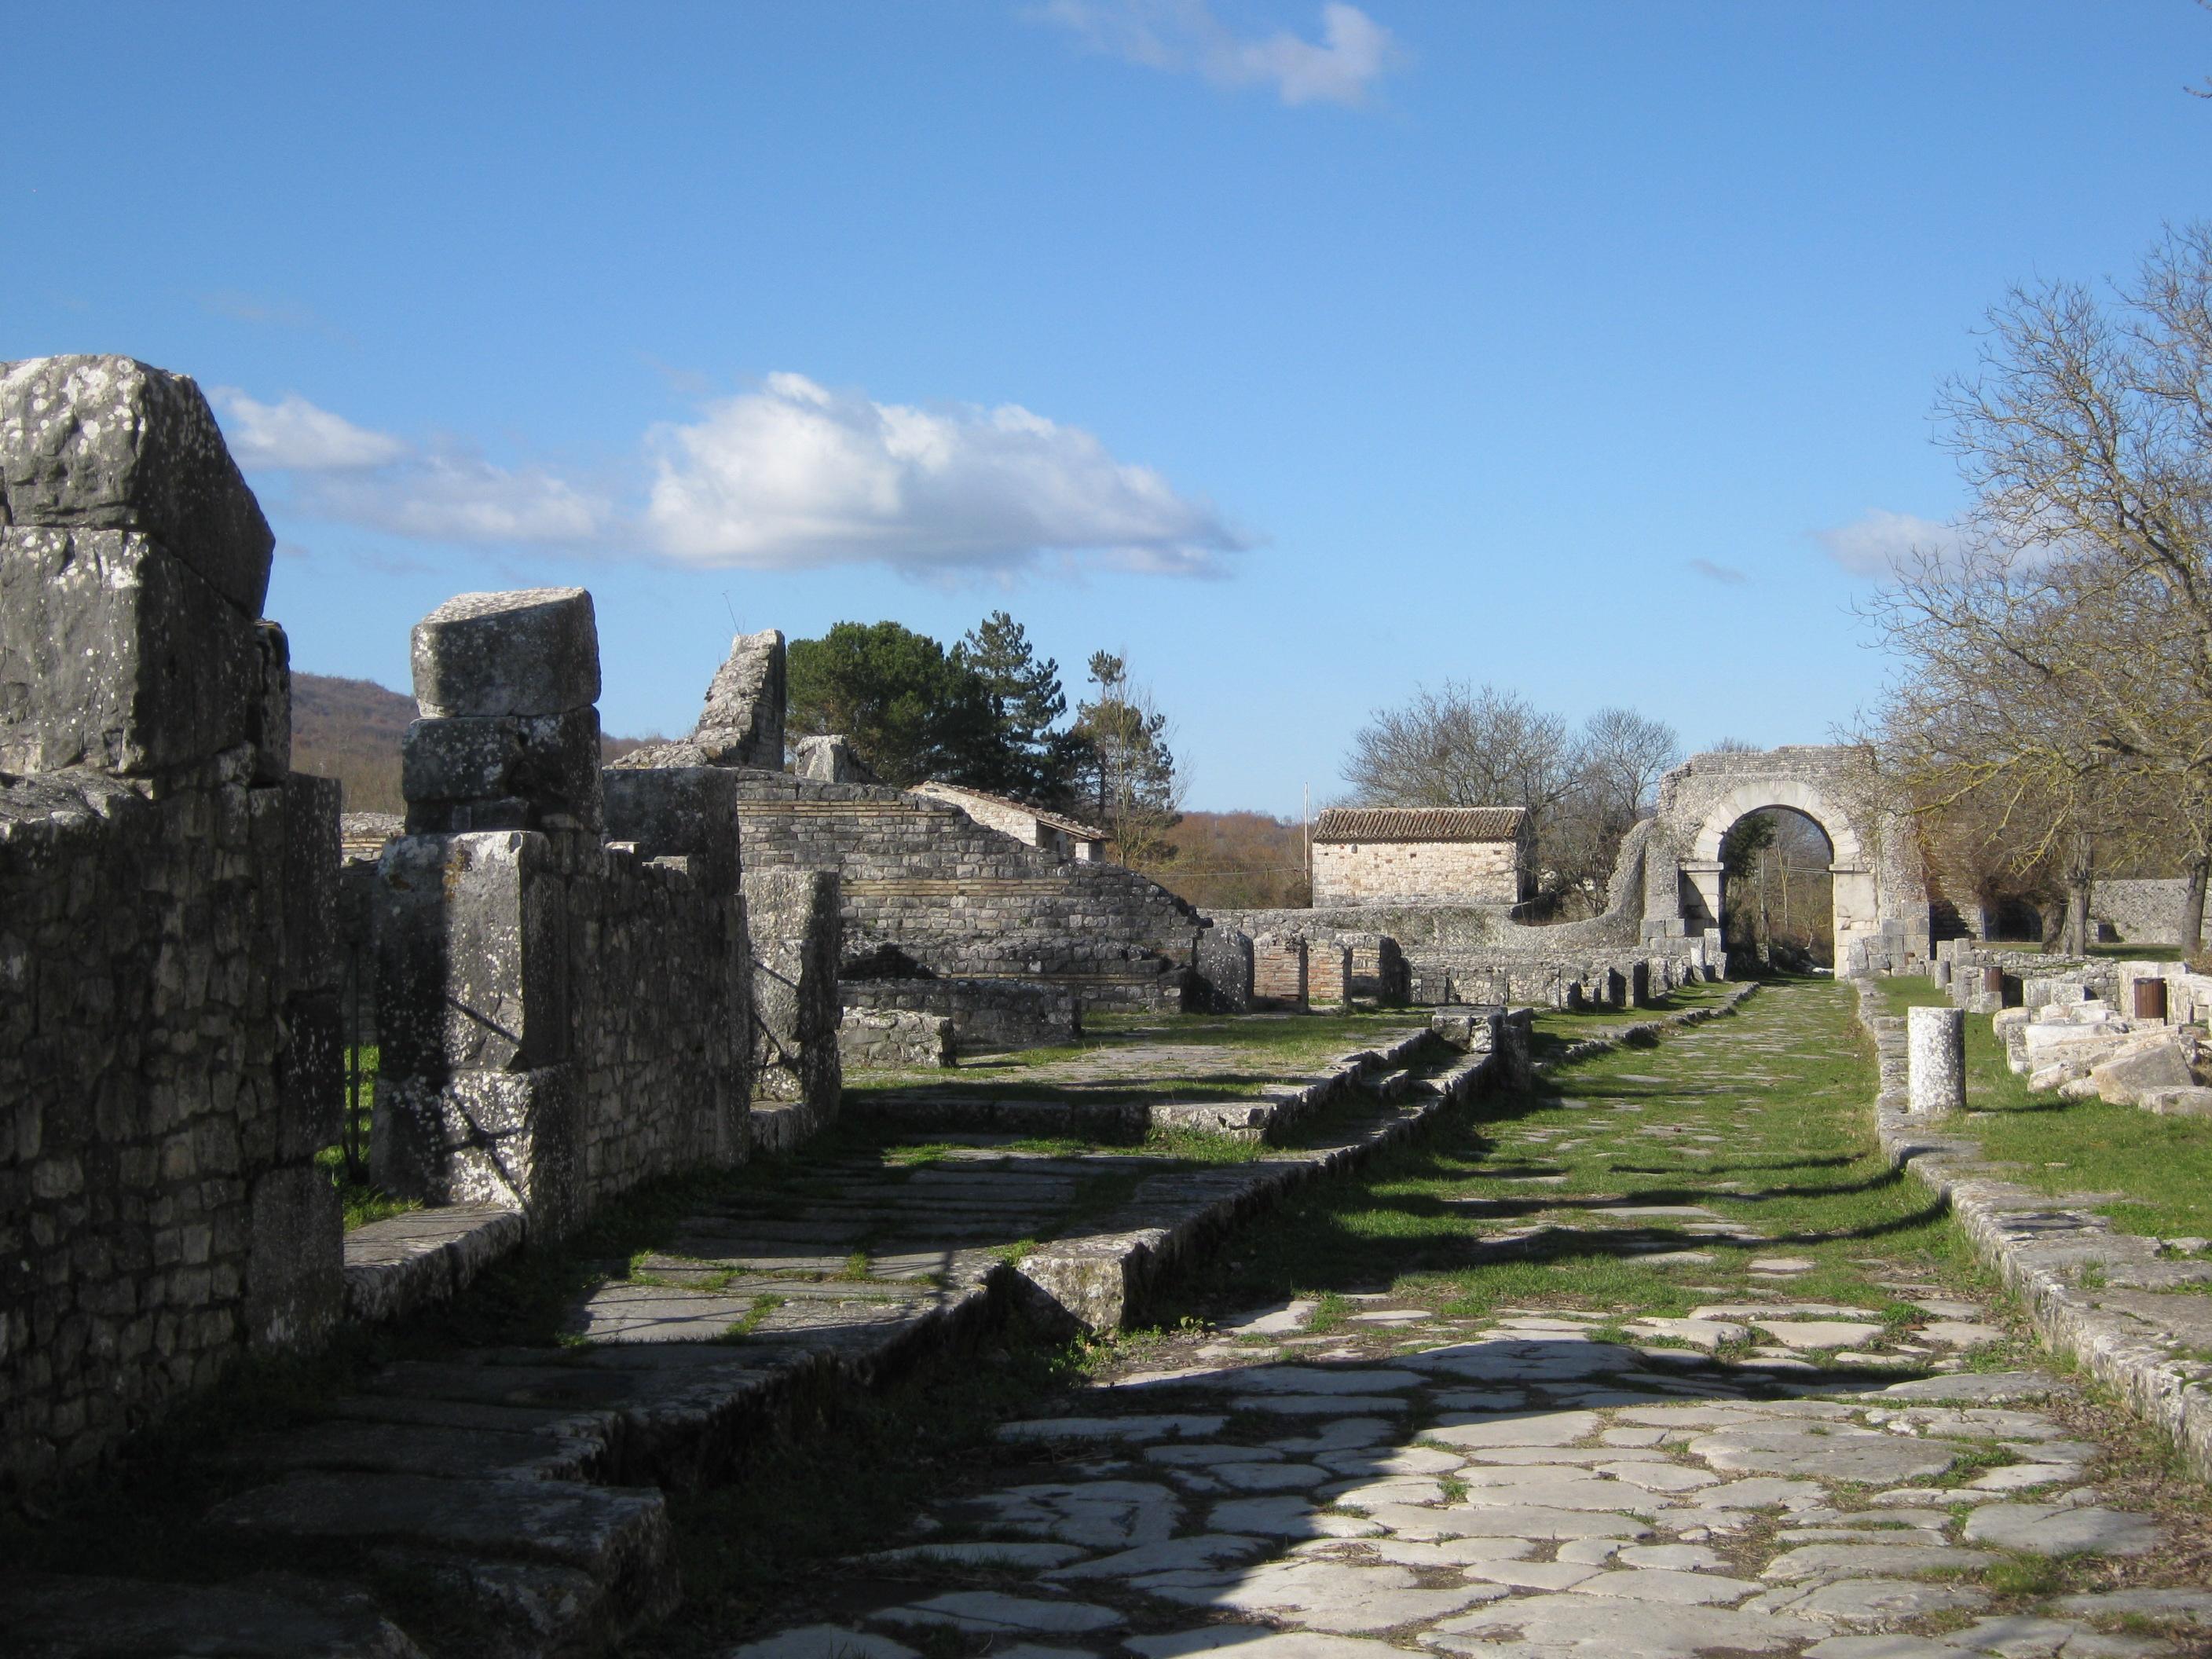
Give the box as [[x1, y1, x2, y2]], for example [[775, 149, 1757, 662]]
[[1878, 976, 2212, 1240], [317, 1045, 421, 1231]]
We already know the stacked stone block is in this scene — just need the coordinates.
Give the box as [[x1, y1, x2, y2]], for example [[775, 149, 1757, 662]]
[[1194, 926, 1254, 1013], [373, 595, 753, 1236], [743, 869, 844, 1133], [1252, 934, 1309, 1009], [1, 356, 342, 1498], [840, 976, 1078, 1049]]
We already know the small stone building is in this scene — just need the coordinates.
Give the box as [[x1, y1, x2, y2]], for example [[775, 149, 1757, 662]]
[[914, 781, 1111, 862], [1310, 807, 1531, 906]]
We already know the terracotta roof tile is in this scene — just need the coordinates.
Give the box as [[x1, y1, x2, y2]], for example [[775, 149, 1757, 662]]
[[1311, 806, 1527, 843]]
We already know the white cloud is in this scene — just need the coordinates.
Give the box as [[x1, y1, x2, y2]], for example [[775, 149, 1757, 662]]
[[1811, 509, 1964, 578], [211, 390, 407, 471], [302, 455, 612, 545], [643, 373, 1247, 574], [1036, 0, 1401, 107]]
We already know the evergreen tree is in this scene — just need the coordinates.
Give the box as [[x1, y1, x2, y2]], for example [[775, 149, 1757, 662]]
[[954, 610, 1071, 802], [1071, 650, 1184, 867], [786, 621, 1007, 788]]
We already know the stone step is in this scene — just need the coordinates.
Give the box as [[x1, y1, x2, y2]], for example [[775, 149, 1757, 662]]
[[0, 1569, 429, 1658]]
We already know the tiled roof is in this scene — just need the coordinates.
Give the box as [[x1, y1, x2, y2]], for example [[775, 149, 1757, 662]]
[[917, 780, 1110, 841], [1311, 806, 1527, 844]]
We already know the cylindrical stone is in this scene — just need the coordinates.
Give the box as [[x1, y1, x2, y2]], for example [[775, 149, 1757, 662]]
[[1908, 1005, 1966, 1115]]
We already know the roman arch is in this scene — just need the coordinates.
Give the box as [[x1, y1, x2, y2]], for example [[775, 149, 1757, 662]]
[[1646, 745, 1930, 972]]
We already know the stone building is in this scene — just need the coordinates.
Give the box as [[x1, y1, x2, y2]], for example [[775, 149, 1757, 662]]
[[1310, 807, 1532, 906], [914, 780, 1110, 862]]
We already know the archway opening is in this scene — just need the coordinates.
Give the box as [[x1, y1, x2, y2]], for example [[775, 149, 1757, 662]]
[[1719, 807, 1836, 967]]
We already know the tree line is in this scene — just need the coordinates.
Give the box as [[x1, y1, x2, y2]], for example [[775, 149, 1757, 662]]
[[1866, 225, 2212, 954], [786, 613, 1185, 866]]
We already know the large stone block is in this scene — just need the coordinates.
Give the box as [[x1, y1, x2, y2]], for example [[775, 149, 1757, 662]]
[[0, 527, 259, 774], [600, 764, 742, 895], [401, 709, 604, 836], [742, 867, 842, 1116], [1195, 926, 1253, 1013], [244, 1163, 344, 1350], [0, 355, 275, 614], [374, 832, 569, 1077], [251, 621, 291, 785], [278, 990, 345, 1163], [371, 1066, 579, 1234], [692, 628, 785, 767], [284, 771, 343, 994], [410, 588, 599, 719]]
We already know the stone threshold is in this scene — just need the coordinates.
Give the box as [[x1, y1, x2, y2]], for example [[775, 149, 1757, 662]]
[[1854, 976, 2212, 1485], [342, 1201, 526, 1324]]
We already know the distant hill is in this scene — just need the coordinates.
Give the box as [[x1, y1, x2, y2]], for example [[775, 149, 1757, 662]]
[[1152, 811, 1310, 911], [290, 672, 663, 815]]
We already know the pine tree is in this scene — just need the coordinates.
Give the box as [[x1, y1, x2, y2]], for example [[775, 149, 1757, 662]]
[[955, 610, 1072, 802]]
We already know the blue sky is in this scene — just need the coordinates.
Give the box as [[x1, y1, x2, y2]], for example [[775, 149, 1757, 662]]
[[6, 2, 2209, 814]]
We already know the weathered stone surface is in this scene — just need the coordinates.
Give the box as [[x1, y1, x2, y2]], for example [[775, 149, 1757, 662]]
[[884, 1591, 1123, 1634], [729, 1625, 920, 1659], [693, 628, 785, 767], [253, 620, 292, 782], [792, 733, 875, 782], [1688, 1422, 1961, 1483], [0, 354, 275, 613], [375, 831, 567, 1076], [373, 1067, 580, 1232], [2089, 1037, 2196, 1106], [1426, 1591, 1801, 1657], [244, 1163, 345, 1350], [401, 709, 604, 837], [342, 1203, 526, 1325], [1145, 1558, 1507, 1632], [744, 866, 842, 1126], [1961, 1503, 2160, 1556], [410, 588, 599, 719], [0, 528, 260, 774], [1908, 1005, 1965, 1115], [0, 1569, 425, 1657], [601, 764, 743, 895]]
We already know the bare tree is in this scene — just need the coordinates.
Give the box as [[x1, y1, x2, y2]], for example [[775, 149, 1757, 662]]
[[1071, 650, 1186, 871], [1870, 225, 2212, 950], [1342, 679, 1581, 833]]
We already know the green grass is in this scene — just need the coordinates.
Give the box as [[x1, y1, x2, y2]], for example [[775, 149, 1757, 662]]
[[1881, 976, 2212, 1239], [313, 1046, 421, 1231], [1147, 976, 1986, 1331]]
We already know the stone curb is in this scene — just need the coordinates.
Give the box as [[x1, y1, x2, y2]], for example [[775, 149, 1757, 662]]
[[342, 1201, 526, 1324], [1852, 976, 2212, 1485], [1538, 980, 1763, 1071], [1012, 1041, 1498, 1334]]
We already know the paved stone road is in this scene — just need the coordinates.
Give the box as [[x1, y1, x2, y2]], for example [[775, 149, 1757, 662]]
[[720, 986, 2212, 1659]]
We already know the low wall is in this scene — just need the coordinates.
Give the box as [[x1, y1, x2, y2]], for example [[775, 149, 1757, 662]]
[[840, 976, 1079, 1049], [2091, 878, 2207, 950], [838, 1009, 954, 1071]]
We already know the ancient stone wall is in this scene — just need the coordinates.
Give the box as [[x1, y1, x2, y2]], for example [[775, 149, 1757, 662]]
[[1252, 934, 1309, 1009], [0, 356, 342, 1498], [742, 868, 843, 1133], [839, 976, 1079, 1049], [731, 772, 1203, 1013], [1193, 926, 1254, 1013], [837, 1009, 956, 1071], [372, 592, 754, 1234], [2089, 879, 2207, 950], [1308, 939, 1352, 1005]]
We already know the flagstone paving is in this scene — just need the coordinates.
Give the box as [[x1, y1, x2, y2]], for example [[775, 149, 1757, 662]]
[[716, 983, 2212, 1659]]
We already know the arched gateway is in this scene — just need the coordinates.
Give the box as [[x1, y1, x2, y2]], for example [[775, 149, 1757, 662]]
[[1644, 746, 1929, 974]]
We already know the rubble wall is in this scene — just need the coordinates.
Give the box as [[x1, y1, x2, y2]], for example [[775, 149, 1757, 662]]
[[840, 976, 1080, 1049], [0, 356, 341, 1498], [2090, 879, 2207, 950]]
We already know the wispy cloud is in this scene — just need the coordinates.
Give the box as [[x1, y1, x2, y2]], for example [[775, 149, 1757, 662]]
[[1035, 1, 1402, 107], [199, 289, 355, 346], [212, 390, 408, 471], [1811, 508, 1963, 578], [211, 376, 1246, 578], [1687, 557, 1747, 585]]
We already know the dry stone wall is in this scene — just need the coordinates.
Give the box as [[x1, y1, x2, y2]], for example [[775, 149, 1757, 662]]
[[839, 976, 1079, 1048], [2089, 878, 2207, 950], [0, 356, 342, 1500]]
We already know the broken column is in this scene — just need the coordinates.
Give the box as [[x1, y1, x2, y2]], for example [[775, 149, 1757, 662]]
[[1908, 1005, 1966, 1115], [742, 868, 843, 1148], [692, 628, 785, 767]]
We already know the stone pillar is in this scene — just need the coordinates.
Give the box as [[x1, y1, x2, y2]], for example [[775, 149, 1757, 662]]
[[1195, 925, 1254, 1013], [1907, 1005, 1965, 1115], [742, 867, 843, 1134]]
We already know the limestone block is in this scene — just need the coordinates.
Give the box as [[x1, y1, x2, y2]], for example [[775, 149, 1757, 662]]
[[372, 1066, 580, 1232], [1431, 1005, 1504, 1054], [1195, 926, 1253, 1013], [601, 764, 742, 894], [0, 528, 259, 774], [693, 627, 785, 768], [374, 832, 568, 1077], [284, 771, 343, 994], [401, 709, 604, 835], [278, 990, 345, 1162], [793, 733, 875, 782], [2090, 1036, 2197, 1106], [243, 1163, 343, 1350], [1907, 1006, 1965, 1115], [251, 621, 291, 784], [0, 355, 274, 613], [742, 867, 843, 1118], [409, 588, 600, 719]]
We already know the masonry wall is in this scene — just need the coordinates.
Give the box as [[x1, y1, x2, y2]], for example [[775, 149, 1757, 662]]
[[0, 356, 342, 1499], [732, 773, 1204, 1012], [2090, 879, 2207, 950], [1312, 838, 1522, 905], [840, 976, 1079, 1048]]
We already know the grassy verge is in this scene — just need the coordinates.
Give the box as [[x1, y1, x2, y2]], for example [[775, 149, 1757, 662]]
[[314, 1045, 421, 1230], [1880, 976, 2212, 1240]]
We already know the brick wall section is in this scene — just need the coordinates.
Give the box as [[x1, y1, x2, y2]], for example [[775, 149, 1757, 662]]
[[1252, 934, 1309, 1009], [731, 772, 1204, 1013], [1308, 940, 1351, 1005]]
